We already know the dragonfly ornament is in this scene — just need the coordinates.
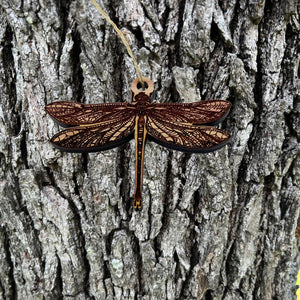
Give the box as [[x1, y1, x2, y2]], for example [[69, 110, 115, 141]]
[[45, 77, 231, 210]]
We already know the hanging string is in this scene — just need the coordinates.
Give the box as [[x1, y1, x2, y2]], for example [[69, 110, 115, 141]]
[[91, 0, 145, 90]]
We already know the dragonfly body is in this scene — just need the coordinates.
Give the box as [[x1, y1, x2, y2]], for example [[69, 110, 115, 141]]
[[134, 114, 147, 209], [45, 77, 231, 210]]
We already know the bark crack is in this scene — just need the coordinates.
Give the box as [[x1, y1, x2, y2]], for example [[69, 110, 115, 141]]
[[1, 23, 19, 136], [116, 143, 132, 212], [109, 1, 125, 101], [20, 129, 29, 169], [175, 153, 190, 209], [132, 233, 144, 294], [140, 2, 161, 35], [71, 24, 85, 102], [152, 151, 173, 263], [53, 253, 63, 297], [159, 150, 173, 226], [160, 3, 171, 34], [1, 226, 17, 299]]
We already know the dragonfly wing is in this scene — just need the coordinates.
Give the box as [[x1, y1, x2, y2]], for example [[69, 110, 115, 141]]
[[151, 100, 231, 125], [49, 112, 136, 152], [45, 101, 130, 127], [146, 116, 231, 153]]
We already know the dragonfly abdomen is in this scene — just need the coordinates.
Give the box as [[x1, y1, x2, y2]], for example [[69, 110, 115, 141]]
[[134, 115, 147, 210]]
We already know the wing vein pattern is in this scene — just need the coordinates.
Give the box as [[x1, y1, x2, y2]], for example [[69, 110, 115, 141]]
[[150, 100, 231, 125], [146, 114, 231, 153], [49, 108, 136, 152], [46, 101, 131, 126]]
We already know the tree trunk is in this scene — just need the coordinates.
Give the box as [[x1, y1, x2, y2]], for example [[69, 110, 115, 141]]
[[0, 0, 299, 299]]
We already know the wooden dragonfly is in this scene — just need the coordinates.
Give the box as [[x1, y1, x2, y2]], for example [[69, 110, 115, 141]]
[[45, 77, 231, 210]]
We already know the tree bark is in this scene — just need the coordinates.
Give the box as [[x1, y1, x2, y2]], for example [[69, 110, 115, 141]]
[[0, 0, 299, 299]]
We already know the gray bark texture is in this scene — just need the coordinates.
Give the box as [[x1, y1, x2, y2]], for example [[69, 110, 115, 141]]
[[0, 0, 299, 299]]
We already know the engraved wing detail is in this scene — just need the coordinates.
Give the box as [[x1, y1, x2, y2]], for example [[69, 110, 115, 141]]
[[45, 101, 130, 127], [146, 114, 231, 153], [46, 99, 231, 153], [49, 108, 136, 152], [150, 100, 231, 125]]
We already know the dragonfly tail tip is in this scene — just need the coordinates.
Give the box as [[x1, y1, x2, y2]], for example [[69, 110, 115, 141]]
[[133, 193, 143, 210]]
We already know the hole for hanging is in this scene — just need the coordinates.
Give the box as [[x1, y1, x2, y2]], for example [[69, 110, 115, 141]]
[[137, 81, 148, 90]]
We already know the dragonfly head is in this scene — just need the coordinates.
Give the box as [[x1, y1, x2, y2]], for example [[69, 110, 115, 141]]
[[131, 77, 154, 103]]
